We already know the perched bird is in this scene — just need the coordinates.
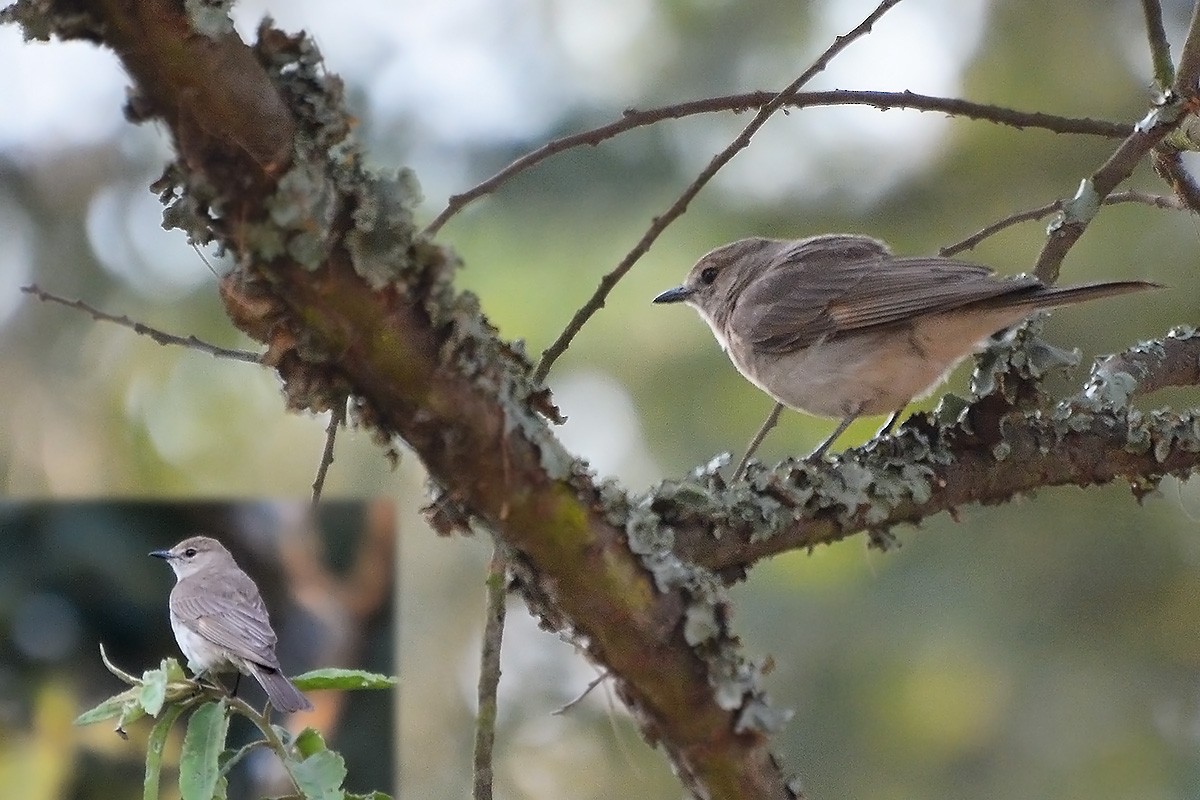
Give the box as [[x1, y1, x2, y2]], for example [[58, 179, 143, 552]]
[[654, 234, 1158, 462], [151, 535, 312, 713]]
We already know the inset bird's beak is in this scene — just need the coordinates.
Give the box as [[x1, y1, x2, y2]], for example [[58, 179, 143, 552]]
[[149, 549, 173, 560], [653, 286, 693, 304]]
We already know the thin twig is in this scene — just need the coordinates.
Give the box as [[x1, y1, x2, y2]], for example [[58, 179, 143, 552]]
[[1152, 149, 1200, 211], [553, 670, 611, 716], [311, 400, 346, 507], [423, 91, 1127, 237], [1033, 1, 1200, 283], [473, 546, 508, 800], [1142, 0, 1175, 89], [21, 284, 262, 363], [531, 0, 909, 383], [941, 190, 1187, 256], [217, 739, 269, 780]]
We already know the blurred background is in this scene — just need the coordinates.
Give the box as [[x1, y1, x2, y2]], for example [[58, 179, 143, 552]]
[[0, 501, 396, 798], [2, 0, 1200, 797]]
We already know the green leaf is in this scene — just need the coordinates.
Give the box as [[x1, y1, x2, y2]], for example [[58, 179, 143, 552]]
[[293, 727, 328, 759], [161, 657, 189, 683], [140, 666, 168, 717], [117, 697, 149, 737], [287, 749, 347, 800], [292, 669, 398, 691], [143, 703, 185, 800], [74, 687, 140, 726], [180, 700, 229, 800]]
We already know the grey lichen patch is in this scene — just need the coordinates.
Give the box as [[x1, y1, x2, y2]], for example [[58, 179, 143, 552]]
[[596, 477, 632, 528], [623, 487, 791, 733], [710, 657, 793, 735], [151, 163, 221, 248], [1167, 324, 1199, 340], [1051, 178, 1101, 230], [1147, 409, 1200, 463], [184, 0, 235, 37], [770, 452, 935, 530], [432, 281, 574, 479], [971, 315, 1079, 404], [626, 494, 675, 563], [1075, 328, 1200, 414], [263, 159, 339, 269], [1137, 89, 1188, 134], [1081, 369, 1139, 410], [0, 0, 103, 42], [1124, 409, 1152, 455], [345, 169, 423, 288]]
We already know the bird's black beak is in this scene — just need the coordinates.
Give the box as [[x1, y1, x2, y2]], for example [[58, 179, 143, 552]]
[[149, 549, 172, 560], [653, 286, 692, 304]]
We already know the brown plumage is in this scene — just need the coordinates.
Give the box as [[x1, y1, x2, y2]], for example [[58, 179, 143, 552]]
[[654, 234, 1159, 459]]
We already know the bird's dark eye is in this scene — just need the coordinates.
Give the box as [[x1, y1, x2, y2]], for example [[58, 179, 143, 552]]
[[699, 266, 719, 285], [184, 548, 196, 558]]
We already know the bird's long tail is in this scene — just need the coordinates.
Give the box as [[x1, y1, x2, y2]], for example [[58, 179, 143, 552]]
[[249, 663, 313, 713], [1006, 279, 1161, 310]]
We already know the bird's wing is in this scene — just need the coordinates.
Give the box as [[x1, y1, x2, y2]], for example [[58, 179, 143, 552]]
[[172, 580, 281, 668], [734, 253, 1040, 354]]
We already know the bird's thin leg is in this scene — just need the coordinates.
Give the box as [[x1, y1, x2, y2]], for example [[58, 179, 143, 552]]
[[732, 402, 785, 482], [876, 406, 906, 439], [808, 411, 861, 460]]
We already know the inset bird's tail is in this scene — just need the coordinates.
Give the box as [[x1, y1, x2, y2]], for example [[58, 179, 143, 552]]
[[249, 663, 312, 713]]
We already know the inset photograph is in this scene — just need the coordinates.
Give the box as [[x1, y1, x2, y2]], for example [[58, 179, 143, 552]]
[[0, 500, 396, 800]]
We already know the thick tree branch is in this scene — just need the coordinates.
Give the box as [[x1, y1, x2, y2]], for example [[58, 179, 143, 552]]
[[9, 2, 1200, 798], [669, 330, 1200, 574], [10, 1, 792, 796]]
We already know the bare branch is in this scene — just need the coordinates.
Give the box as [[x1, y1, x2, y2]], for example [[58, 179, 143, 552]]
[[423, 91, 1128, 237], [941, 190, 1187, 256], [532, 0, 909, 383], [21, 284, 263, 363], [1142, 0, 1174, 89], [473, 547, 507, 800], [310, 401, 346, 507], [1152, 149, 1200, 211], [1033, 2, 1200, 283]]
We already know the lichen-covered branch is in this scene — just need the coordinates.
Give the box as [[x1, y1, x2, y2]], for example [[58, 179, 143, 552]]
[[668, 329, 1200, 574], [8, 2, 1200, 798], [4, 1, 793, 796]]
